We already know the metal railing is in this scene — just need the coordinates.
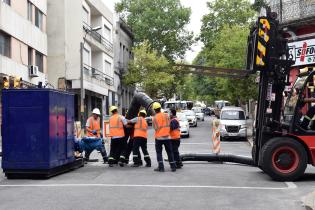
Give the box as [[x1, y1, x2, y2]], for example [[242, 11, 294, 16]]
[[83, 22, 113, 52], [83, 64, 114, 86], [266, 0, 315, 24]]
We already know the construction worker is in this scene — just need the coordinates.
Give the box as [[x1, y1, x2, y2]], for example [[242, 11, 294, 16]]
[[170, 109, 183, 169], [86, 108, 101, 138], [128, 110, 151, 167], [152, 102, 176, 172], [84, 108, 108, 163], [108, 106, 128, 167]]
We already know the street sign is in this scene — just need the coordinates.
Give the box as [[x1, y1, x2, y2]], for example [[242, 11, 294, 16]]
[[288, 38, 315, 66]]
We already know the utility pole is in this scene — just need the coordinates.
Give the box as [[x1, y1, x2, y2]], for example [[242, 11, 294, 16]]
[[80, 42, 85, 128]]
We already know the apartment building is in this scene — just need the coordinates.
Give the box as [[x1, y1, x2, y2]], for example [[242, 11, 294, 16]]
[[47, 0, 115, 121], [0, 0, 47, 143], [113, 18, 135, 115]]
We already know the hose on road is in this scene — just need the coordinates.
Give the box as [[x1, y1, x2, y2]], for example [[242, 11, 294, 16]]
[[181, 153, 255, 166]]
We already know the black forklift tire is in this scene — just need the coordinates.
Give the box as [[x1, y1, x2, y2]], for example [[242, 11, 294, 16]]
[[260, 137, 307, 181]]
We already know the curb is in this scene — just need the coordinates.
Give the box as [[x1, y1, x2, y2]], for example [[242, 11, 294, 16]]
[[303, 191, 315, 210]]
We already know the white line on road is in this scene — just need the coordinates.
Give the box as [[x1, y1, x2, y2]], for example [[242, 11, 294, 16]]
[[0, 183, 294, 190], [285, 182, 297, 189]]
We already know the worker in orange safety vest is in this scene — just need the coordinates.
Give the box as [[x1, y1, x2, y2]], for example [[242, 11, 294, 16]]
[[128, 110, 151, 167], [108, 106, 128, 167], [86, 108, 101, 138], [170, 109, 183, 169], [152, 102, 176, 172]]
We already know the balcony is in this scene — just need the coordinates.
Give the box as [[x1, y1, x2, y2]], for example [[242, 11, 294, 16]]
[[83, 64, 114, 86], [83, 22, 113, 53], [267, 0, 315, 26]]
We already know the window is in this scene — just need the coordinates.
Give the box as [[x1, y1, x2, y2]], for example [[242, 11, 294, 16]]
[[35, 8, 43, 30], [105, 60, 111, 75], [104, 25, 111, 41], [83, 48, 90, 65], [28, 47, 33, 66], [0, 31, 10, 57], [27, 1, 33, 22], [82, 7, 89, 25], [35, 51, 43, 72], [2, 0, 10, 5]]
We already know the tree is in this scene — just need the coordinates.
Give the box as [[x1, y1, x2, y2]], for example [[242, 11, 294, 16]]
[[123, 42, 174, 99], [116, 0, 194, 61], [199, 0, 255, 48]]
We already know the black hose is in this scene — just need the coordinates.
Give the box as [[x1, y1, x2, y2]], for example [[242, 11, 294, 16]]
[[181, 153, 255, 166], [126, 92, 155, 120]]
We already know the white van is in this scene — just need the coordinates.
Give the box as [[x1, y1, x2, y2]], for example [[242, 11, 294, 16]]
[[219, 106, 247, 140]]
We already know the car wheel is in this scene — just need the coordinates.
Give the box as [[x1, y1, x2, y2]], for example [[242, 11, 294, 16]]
[[202, 118, 205, 121], [260, 137, 307, 181]]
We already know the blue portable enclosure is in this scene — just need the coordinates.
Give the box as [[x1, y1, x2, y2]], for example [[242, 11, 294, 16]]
[[2, 89, 76, 171]]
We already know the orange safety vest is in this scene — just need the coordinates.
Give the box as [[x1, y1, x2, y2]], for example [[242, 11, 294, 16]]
[[109, 114, 125, 137], [86, 116, 101, 138], [134, 117, 148, 138], [153, 112, 170, 139], [170, 118, 181, 140]]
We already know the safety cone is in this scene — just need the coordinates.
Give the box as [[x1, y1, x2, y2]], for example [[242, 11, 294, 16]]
[[212, 119, 221, 154]]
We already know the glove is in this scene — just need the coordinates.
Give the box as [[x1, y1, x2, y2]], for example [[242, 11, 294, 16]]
[[92, 130, 97, 135]]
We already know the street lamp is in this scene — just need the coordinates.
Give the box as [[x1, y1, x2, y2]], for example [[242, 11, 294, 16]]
[[80, 25, 102, 127]]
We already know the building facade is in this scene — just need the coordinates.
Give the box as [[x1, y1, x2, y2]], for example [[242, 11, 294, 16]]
[[113, 18, 135, 115], [47, 0, 116, 121], [0, 0, 48, 143]]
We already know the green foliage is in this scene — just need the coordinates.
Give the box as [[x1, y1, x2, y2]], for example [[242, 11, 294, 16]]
[[123, 42, 174, 98], [116, 0, 194, 61], [187, 0, 258, 105], [199, 0, 255, 48]]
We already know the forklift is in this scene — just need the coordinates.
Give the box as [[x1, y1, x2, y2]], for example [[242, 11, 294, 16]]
[[180, 11, 315, 181]]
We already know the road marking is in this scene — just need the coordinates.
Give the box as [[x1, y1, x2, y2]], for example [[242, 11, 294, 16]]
[[148, 143, 210, 145], [285, 182, 297, 189], [0, 183, 294, 190]]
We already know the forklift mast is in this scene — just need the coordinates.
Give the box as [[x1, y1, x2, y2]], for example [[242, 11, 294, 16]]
[[246, 11, 295, 165]]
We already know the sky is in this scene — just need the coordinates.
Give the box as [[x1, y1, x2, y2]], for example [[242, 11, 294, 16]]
[[103, 0, 209, 63]]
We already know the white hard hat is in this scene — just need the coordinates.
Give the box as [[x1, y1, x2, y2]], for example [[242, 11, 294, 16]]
[[92, 108, 101, 115]]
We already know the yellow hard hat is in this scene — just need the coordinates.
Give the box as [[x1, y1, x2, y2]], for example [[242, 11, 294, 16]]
[[139, 110, 147, 116], [152, 102, 161, 110], [109, 106, 118, 113]]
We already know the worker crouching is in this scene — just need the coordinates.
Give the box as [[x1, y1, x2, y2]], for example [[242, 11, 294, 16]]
[[128, 110, 151, 167], [152, 102, 176, 172]]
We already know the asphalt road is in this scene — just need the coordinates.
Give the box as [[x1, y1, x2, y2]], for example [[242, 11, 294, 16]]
[[0, 116, 315, 210]]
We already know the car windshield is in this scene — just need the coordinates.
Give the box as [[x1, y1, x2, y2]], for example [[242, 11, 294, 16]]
[[177, 113, 187, 121], [183, 110, 195, 116], [221, 111, 245, 120]]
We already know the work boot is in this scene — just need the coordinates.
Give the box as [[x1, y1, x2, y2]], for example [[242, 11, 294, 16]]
[[145, 163, 151, 167], [103, 157, 108, 164], [119, 161, 125, 167], [154, 167, 165, 172], [131, 163, 141, 167], [171, 167, 177, 172]]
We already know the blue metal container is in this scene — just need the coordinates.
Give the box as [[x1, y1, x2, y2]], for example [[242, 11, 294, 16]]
[[2, 89, 77, 172]]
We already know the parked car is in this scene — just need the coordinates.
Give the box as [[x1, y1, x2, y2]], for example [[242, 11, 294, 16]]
[[203, 107, 211, 116], [219, 106, 247, 140], [182, 110, 197, 127], [208, 107, 215, 115], [192, 107, 205, 121], [177, 112, 190, 138]]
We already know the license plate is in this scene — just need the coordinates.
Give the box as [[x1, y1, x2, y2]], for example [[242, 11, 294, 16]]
[[228, 133, 238, 136]]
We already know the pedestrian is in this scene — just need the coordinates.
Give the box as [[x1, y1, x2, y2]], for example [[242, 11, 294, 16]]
[[170, 109, 183, 169], [108, 106, 128, 167], [84, 108, 108, 163], [152, 102, 176, 172], [128, 110, 151, 167], [212, 119, 221, 154]]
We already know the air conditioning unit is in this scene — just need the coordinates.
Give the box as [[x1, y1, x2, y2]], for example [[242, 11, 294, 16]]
[[29, 65, 39, 77]]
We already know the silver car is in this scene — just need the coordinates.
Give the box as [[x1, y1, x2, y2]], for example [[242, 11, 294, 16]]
[[182, 110, 197, 127], [219, 107, 247, 140], [177, 112, 190, 138]]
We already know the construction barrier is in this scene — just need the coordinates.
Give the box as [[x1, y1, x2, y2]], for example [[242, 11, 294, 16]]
[[212, 119, 221, 154]]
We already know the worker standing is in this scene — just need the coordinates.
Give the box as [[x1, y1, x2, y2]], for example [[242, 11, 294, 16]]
[[85, 108, 108, 162], [170, 109, 183, 169], [108, 106, 128, 167], [128, 110, 151, 167], [152, 102, 176, 172]]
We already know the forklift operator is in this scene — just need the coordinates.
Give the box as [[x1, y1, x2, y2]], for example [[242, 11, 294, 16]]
[[299, 97, 315, 130]]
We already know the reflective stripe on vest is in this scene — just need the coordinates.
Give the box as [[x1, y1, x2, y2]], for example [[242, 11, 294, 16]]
[[109, 114, 125, 137], [134, 117, 148, 138], [153, 112, 170, 138], [170, 118, 181, 140], [87, 116, 101, 137]]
